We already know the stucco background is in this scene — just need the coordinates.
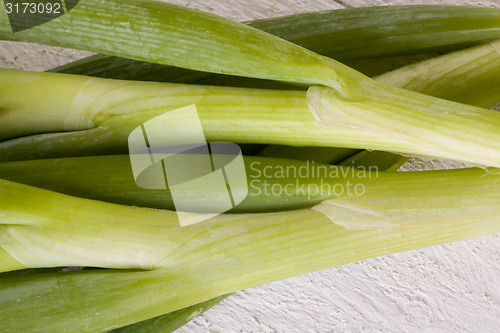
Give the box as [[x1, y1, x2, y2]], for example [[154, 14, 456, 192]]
[[1, 1, 499, 332]]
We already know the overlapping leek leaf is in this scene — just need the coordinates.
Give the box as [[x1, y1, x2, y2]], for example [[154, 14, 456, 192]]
[[3, 3, 498, 80], [109, 295, 229, 333], [51, 5, 500, 81]]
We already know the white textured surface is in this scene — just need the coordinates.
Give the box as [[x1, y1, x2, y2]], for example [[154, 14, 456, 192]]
[[1, 1, 499, 332]]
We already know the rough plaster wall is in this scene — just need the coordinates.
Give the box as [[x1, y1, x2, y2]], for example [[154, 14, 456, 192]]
[[1, 0, 498, 332]]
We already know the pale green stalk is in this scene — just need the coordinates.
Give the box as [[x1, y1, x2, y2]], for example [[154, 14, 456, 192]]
[[306, 80, 500, 167], [376, 39, 500, 108], [0, 167, 499, 331], [50, 5, 500, 79], [54, 2, 500, 82], [1, 167, 499, 273], [0, 70, 89, 140], [0, 69, 428, 161], [337, 39, 500, 169], [0, 155, 347, 212], [306, 39, 500, 166], [1, 65, 500, 166]]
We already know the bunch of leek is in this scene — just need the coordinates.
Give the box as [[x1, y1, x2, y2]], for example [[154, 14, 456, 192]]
[[0, 1, 500, 332]]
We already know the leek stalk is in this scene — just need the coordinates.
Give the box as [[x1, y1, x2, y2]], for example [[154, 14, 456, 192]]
[[0, 154, 399, 213], [0, 167, 499, 331], [0, 264, 229, 333], [0, 155, 349, 212], [1, 61, 500, 166], [1, 166, 499, 272]]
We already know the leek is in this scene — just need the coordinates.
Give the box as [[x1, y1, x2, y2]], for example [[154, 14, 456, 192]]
[[0, 167, 499, 331], [1, 165, 499, 272], [5, 3, 499, 79], [0, 264, 229, 333], [0, 154, 410, 215], [1, 2, 499, 331], [0, 155, 345, 212], [0, 152, 403, 212], [1, 63, 500, 166]]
